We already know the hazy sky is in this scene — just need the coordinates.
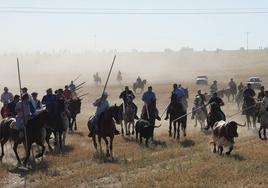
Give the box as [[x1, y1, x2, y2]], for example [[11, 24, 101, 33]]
[[1, 0, 268, 52]]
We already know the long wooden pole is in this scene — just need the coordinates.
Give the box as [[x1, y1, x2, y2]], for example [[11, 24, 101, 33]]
[[17, 58, 28, 154], [101, 55, 116, 96]]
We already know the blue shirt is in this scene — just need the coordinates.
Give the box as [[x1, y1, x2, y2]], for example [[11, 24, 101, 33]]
[[174, 88, 185, 98], [69, 83, 76, 92], [142, 91, 156, 105], [95, 99, 109, 116], [42, 94, 57, 113]]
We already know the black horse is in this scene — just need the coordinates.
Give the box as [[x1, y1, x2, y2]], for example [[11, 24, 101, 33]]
[[242, 97, 257, 129], [0, 110, 49, 166], [87, 105, 122, 158], [166, 102, 187, 140], [68, 98, 81, 131]]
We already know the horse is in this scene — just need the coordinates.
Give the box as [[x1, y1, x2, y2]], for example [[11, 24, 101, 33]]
[[67, 98, 81, 131], [224, 87, 237, 102], [235, 90, 244, 110], [166, 102, 187, 140], [193, 100, 207, 130], [242, 97, 257, 129], [258, 104, 268, 140], [46, 99, 69, 151], [120, 103, 135, 136], [117, 72, 122, 85], [93, 74, 102, 85], [133, 80, 147, 93], [207, 103, 226, 130], [87, 105, 122, 158], [0, 110, 48, 166]]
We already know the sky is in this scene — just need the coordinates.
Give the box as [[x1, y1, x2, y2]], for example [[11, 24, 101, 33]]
[[1, 0, 268, 52]]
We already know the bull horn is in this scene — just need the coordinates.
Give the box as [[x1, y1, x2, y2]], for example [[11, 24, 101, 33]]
[[154, 124, 162, 128], [237, 122, 246, 127]]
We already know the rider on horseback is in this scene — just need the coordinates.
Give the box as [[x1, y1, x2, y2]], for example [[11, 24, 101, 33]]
[[88, 92, 120, 137], [141, 86, 161, 121], [210, 80, 218, 95], [119, 86, 139, 119], [191, 89, 207, 119], [205, 92, 226, 130], [165, 84, 186, 120], [136, 76, 142, 85], [242, 83, 256, 115], [229, 78, 237, 91], [1, 87, 14, 118], [15, 94, 32, 139]]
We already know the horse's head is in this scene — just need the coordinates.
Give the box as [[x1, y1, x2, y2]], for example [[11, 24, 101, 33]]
[[110, 104, 123, 124]]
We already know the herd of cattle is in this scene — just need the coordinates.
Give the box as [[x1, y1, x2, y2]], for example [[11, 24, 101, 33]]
[[0, 80, 267, 166]]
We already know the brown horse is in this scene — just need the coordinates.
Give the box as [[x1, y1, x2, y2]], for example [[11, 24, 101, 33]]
[[87, 105, 122, 158], [0, 110, 49, 166]]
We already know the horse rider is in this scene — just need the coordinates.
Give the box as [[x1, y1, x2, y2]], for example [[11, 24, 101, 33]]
[[15, 94, 32, 139], [1, 87, 14, 118], [238, 82, 244, 91], [229, 78, 237, 92], [119, 86, 139, 119], [262, 91, 268, 109], [165, 84, 179, 120], [63, 85, 72, 100], [136, 76, 142, 85], [208, 92, 226, 120], [1, 87, 13, 105], [191, 89, 207, 119], [210, 80, 218, 95], [117, 71, 122, 81], [30, 92, 43, 116], [69, 81, 76, 93], [258, 86, 265, 101], [6, 95, 20, 118], [141, 86, 161, 121], [42, 88, 57, 120], [88, 92, 120, 137], [242, 83, 256, 114]]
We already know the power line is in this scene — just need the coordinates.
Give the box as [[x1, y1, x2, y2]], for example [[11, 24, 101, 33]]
[[1, 10, 268, 15]]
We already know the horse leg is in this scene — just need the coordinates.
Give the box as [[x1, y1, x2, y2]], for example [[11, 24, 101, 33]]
[[59, 132, 63, 152], [98, 136, 102, 152], [169, 120, 172, 137], [103, 137, 110, 157], [13, 142, 21, 165], [264, 128, 267, 140], [120, 122, 124, 136], [127, 123, 131, 136], [23, 142, 33, 166], [74, 117, 77, 131], [246, 115, 251, 129], [54, 131, 58, 146], [125, 122, 129, 136], [110, 136, 114, 158], [131, 122, 135, 135], [177, 123, 180, 140], [0, 137, 8, 160], [63, 130, 66, 146], [253, 115, 257, 128], [259, 126, 263, 140], [46, 129, 53, 151], [92, 135, 97, 150], [173, 121, 176, 139], [183, 122, 187, 137]]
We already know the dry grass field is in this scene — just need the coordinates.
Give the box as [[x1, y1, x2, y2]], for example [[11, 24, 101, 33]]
[[0, 50, 268, 188]]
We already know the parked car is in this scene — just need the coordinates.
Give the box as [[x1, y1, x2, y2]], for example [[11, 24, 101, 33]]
[[196, 76, 208, 85], [247, 77, 262, 89]]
